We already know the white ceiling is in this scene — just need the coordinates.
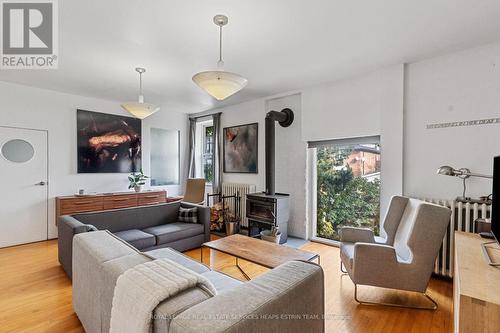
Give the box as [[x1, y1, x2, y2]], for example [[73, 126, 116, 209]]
[[2, 0, 500, 114]]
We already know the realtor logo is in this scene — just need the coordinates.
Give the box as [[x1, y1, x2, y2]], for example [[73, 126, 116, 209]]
[[1, 0, 58, 69]]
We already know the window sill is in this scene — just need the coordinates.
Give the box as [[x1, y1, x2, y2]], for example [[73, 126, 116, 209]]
[[310, 236, 340, 247]]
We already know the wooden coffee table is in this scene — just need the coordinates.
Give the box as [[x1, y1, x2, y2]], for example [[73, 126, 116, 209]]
[[201, 234, 320, 280]]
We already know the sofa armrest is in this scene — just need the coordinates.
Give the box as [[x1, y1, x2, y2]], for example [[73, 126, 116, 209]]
[[170, 261, 324, 333], [181, 202, 210, 242], [58, 216, 95, 279], [339, 227, 375, 243]]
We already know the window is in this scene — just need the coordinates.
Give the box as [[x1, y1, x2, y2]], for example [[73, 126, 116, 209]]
[[150, 128, 180, 186], [194, 119, 214, 184], [202, 125, 214, 184], [310, 136, 381, 243]]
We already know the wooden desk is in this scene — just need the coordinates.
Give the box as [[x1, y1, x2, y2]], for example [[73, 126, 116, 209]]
[[55, 190, 167, 224], [454, 232, 500, 333]]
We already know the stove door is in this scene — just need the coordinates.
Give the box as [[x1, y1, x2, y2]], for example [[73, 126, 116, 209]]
[[246, 199, 276, 223]]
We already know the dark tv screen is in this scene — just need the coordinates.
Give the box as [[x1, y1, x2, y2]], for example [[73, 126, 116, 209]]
[[492, 156, 500, 243]]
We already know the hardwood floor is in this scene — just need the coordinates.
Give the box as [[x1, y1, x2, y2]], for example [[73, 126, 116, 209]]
[[0, 240, 83, 333], [0, 238, 453, 333]]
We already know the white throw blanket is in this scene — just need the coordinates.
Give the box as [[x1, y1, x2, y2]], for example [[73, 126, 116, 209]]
[[109, 258, 217, 333]]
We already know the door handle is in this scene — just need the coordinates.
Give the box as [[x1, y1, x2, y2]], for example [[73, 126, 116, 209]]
[[36, 181, 47, 186]]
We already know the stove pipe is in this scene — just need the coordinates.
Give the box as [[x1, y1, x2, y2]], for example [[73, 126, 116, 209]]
[[265, 108, 294, 195]]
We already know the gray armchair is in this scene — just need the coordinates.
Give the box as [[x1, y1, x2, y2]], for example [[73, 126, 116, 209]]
[[339, 196, 451, 309]]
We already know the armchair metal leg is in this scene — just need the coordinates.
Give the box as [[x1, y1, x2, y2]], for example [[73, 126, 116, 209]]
[[354, 284, 438, 310]]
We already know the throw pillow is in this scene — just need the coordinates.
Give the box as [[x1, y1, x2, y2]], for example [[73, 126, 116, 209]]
[[178, 207, 198, 223]]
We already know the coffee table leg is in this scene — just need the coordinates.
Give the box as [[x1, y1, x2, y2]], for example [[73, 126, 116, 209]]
[[236, 257, 251, 281], [200, 247, 203, 264], [309, 255, 320, 265]]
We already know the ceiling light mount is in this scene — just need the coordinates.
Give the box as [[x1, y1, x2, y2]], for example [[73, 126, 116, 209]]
[[213, 14, 228, 27]]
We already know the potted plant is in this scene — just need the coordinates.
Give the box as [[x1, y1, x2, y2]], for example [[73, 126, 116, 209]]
[[128, 169, 149, 192]]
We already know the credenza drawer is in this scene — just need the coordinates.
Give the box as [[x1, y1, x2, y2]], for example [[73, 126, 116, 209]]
[[103, 194, 137, 210], [137, 192, 166, 205], [59, 197, 104, 215]]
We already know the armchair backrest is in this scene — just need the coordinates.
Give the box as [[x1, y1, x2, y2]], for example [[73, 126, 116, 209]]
[[184, 178, 206, 204], [379, 196, 409, 245], [393, 199, 451, 266], [393, 198, 420, 261]]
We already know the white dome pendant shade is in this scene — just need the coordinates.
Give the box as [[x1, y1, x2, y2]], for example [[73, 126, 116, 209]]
[[121, 67, 160, 119], [192, 15, 247, 100], [192, 70, 247, 101]]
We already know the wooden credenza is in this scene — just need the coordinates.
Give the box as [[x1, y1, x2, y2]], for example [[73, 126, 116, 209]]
[[454, 232, 500, 333], [55, 190, 167, 224]]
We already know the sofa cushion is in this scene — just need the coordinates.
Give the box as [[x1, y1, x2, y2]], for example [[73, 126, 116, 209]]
[[145, 247, 210, 274], [178, 207, 198, 223], [201, 271, 243, 293], [143, 222, 204, 245], [113, 229, 156, 249], [153, 288, 212, 333]]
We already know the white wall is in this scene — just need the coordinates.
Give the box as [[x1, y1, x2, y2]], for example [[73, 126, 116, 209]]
[[379, 65, 405, 214], [404, 42, 500, 200], [0, 81, 187, 239], [214, 99, 267, 190], [301, 72, 382, 141], [301, 65, 405, 217]]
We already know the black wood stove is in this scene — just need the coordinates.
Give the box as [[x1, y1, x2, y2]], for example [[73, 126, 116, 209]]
[[246, 108, 294, 244]]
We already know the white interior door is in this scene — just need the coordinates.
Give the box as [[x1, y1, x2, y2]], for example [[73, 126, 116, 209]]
[[0, 127, 48, 248]]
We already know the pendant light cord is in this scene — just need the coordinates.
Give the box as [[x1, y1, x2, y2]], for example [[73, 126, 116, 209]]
[[139, 72, 143, 95], [218, 25, 224, 68]]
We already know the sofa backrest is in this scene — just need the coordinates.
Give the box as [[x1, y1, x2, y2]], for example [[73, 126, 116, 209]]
[[169, 260, 325, 333], [73, 201, 181, 232]]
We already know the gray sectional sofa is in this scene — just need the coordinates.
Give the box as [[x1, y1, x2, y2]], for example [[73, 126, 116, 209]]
[[58, 201, 210, 278], [73, 230, 325, 333]]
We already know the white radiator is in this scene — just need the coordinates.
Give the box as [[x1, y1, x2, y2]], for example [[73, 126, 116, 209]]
[[421, 198, 492, 278], [221, 183, 256, 227]]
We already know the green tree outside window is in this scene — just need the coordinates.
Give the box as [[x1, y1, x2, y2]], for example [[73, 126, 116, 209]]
[[316, 145, 380, 241]]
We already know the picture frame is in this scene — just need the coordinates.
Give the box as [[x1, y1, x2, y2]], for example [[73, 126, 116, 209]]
[[223, 122, 258, 173], [76, 109, 142, 173]]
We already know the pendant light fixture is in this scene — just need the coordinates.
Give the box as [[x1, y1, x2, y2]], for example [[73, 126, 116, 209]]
[[192, 14, 247, 100], [121, 67, 160, 119]]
